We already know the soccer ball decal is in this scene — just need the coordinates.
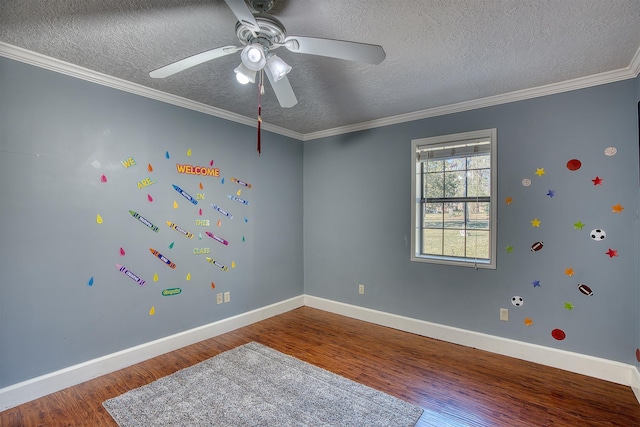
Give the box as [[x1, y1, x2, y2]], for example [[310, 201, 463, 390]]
[[590, 229, 606, 241], [511, 296, 524, 307]]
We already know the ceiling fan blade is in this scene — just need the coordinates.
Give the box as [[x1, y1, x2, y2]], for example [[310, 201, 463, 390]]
[[284, 36, 386, 65], [265, 68, 298, 108], [149, 46, 240, 78], [224, 0, 261, 33]]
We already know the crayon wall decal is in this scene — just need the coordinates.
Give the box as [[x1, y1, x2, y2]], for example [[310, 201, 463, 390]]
[[129, 210, 159, 232], [230, 177, 252, 188], [205, 257, 229, 271], [149, 248, 177, 269], [172, 184, 198, 205], [211, 204, 233, 219], [228, 195, 249, 205], [162, 288, 182, 296], [116, 264, 146, 286], [206, 231, 229, 246], [166, 221, 194, 239]]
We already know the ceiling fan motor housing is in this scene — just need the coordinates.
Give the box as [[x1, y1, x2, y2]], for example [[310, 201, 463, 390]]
[[235, 14, 287, 49]]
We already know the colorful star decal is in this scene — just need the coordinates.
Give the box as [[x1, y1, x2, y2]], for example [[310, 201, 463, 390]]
[[606, 248, 618, 258], [531, 280, 541, 288], [612, 203, 624, 213], [592, 176, 603, 185], [505, 245, 514, 253], [564, 302, 575, 311], [530, 218, 541, 227], [535, 168, 545, 177], [505, 197, 513, 205], [564, 267, 575, 277], [524, 318, 533, 327], [546, 190, 555, 198], [573, 221, 585, 230]]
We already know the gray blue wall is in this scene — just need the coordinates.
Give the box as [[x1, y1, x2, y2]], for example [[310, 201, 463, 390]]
[[304, 79, 639, 364], [0, 56, 303, 387]]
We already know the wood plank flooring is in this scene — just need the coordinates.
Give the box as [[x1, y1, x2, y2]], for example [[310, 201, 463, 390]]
[[1, 306, 639, 426]]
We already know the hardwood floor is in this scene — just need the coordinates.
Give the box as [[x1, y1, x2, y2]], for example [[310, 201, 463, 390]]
[[2, 306, 639, 426]]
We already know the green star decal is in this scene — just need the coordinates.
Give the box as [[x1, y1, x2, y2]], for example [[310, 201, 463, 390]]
[[564, 301, 575, 311], [573, 221, 585, 230], [505, 245, 514, 253]]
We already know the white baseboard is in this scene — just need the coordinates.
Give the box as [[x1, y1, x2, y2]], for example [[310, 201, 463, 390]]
[[304, 295, 639, 397], [0, 295, 305, 411]]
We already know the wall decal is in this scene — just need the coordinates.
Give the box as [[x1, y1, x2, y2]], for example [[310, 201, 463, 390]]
[[511, 296, 524, 307], [564, 301, 575, 311], [531, 280, 540, 288], [535, 168, 545, 177], [186, 272, 191, 281], [530, 218, 541, 227], [195, 219, 210, 227], [162, 288, 182, 296], [524, 318, 533, 326], [221, 177, 225, 184], [604, 147, 617, 156], [137, 177, 157, 189], [210, 160, 214, 166], [100, 174, 107, 183], [166, 221, 194, 239], [87, 276, 94, 287], [187, 148, 192, 156], [591, 176, 603, 185], [173, 200, 179, 209], [119, 247, 126, 256], [153, 273, 159, 282], [172, 184, 198, 205], [129, 210, 160, 232], [505, 245, 514, 253], [176, 163, 220, 177], [147, 194, 154, 202], [121, 156, 136, 168], [206, 231, 229, 246], [242, 235, 245, 242], [211, 204, 233, 219], [564, 267, 575, 277], [169, 242, 174, 249], [231, 260, 236, 268], [636, 348, 640, 362], [522, 179, 531, 187], [199, 208, 203, 216], [231, 177, 252, 188], [551, 329, 566, 340], [205, 257, 229, 271], [165, 151, 170, 159], [149, 248, 177, 269], [611, 203, 624, 213], [573, 221, 585, 230], [577, 284, 593, 296], [605, 248, 619, 258], [96, 214, 103, 224], [193, 248, 210, 255], [566, 159, 582, 171], [198, 232, 203, 240], [199, 182, 204, 190], [115, 264, 146, 286], [530, 241, 543, 252], [147, 163, 153, 173], [149, 306, 155, 316], [244, 217, 248, 223], [505, 197, 513, 205], [211, 282, 216, 289], [236, 189, 242, 196], [589, 229, 606, 241], [228, 195, 249, 205], [546, 190, 555, 198], [217, 219, 222, 227]]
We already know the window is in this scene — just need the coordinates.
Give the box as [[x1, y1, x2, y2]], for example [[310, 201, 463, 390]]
[[411, 129, 497, 268]]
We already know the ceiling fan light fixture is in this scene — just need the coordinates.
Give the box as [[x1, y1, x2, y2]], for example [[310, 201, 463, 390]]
[[241, 43, 267, 71], [234, 63, 256, 84], [266, 54, 292, 82]]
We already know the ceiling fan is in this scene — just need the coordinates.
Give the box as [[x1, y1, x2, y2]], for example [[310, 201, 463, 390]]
[[149, 0, 386, 108]]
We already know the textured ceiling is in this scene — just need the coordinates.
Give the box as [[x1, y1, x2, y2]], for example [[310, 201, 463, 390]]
[[1, 0, 639, 136]]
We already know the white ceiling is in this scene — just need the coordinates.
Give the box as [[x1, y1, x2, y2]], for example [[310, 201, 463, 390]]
[[1, 0, 639, 139]]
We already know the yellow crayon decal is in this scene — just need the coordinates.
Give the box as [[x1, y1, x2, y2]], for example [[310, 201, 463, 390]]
[[149, 306, 155, 316], [205, 257, 229, 271], [166, 221, 194, 239], [96, 214, 103, 224]]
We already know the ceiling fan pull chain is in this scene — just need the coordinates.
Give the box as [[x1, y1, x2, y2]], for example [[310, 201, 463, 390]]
[[257, 70, 263, 155]]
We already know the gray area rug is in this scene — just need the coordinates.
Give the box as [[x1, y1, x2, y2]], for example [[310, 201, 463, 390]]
[[103, 342, 423, 426]]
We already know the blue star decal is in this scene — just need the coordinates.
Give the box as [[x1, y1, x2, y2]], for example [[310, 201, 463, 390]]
[[546, 190, 556, 198], [531, 280, 541, 288]]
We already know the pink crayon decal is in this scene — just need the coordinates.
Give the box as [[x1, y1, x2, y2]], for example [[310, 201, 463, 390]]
[[115, 264, 146, 286], [206, 231, 229, 246]]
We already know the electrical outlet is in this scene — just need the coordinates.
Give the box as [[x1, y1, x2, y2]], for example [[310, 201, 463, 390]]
[[500, 308, 509, 321], [216, 293, 223, 304], [224, 291, 230, 303], [358, 284, 365, 294]]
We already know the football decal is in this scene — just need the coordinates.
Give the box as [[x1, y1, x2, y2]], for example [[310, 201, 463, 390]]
[[511, 296, 524, 307], [590, 229, 606, 241], [531, 241, 544, 252], [577, 284, 593, 296]]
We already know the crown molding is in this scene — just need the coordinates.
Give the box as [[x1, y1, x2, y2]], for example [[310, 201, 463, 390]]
[[0, 42, 304, 141], [303, 44, 640, 141], [2, 41, 638, 143]]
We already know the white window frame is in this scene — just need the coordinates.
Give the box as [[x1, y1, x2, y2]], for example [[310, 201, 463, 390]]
[[411, 129, 497, 269]]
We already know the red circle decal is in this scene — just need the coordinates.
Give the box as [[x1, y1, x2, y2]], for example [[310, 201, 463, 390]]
[[551, 329, 566, 341], [566, 159, 582, 171]]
